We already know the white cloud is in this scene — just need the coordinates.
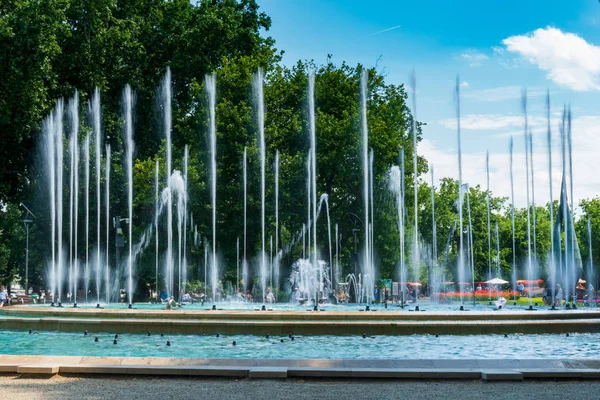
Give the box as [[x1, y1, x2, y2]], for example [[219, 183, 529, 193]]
[[502, 27, 600, 91], [421, 115, 600, 208], [439, 113, 550, 131], [463, 86, 546, 103], [460, 50, 489, 67], [459, 81, 469, 88]]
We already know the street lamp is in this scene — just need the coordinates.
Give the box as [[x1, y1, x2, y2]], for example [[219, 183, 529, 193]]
[[20, 203, 36, 296]]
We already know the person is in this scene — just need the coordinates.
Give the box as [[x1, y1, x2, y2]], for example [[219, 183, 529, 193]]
[[159, 288, 169, 303], [245, 290, 253, 303], [518, 282, 525, 296], [265, 287, 276, 303], [0, 285, 9, 307], [542, 286, 551, 306], [476, 284, 482, 291], [181, 292, 192, 303], [555, 284, 564, 306], [165, 296, 177, 310]]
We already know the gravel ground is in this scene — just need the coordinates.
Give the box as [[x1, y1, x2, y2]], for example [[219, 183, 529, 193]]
[[0, 375, 596, 400]]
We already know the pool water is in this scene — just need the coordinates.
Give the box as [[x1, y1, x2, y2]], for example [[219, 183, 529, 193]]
[[2, 330, 599, 359], [28, 300, 587, 312]]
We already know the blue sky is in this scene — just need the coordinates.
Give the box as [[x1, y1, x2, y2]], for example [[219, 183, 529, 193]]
[[258, 0, 600, 206]]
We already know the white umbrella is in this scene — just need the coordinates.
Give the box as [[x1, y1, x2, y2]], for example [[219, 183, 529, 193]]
[[486, 277, 509, 285]]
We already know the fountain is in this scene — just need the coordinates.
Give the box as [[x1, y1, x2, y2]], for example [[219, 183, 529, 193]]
[[411, 72, 419, 304], [486, 151, 491, 301], [84, 134, 90, 302], [155, 160, 159, 300], [254, 69, 267, 304], [455, 77, 465, 304], [68, 93, 79, 305], [360, 70, 374, 304], [31, 65, 595, 318], [162, 68, 173, 299], [105, 143, 111, 302], [206, 73, 218, 304], [274, 150, 280, 293], [56, 100, 64, 303], [523, 93, 533, 307], [242, 147, 248, 293], [546, 92, 556, 303], [510, 138, 517, 304], [124, 85, 134, 306]]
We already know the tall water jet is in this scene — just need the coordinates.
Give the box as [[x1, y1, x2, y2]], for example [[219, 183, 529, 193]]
[[155, 160, 159, 299], [56, 100, 64, 302], [335, 223, 339, 287], [495, 221, 501, 278], [430, 165, 437, 297], [567, 108, 575, 299], [242, 147, 248, 292], [360, 70, 372, 304], [68, 110, 74, 303], [308, 73, 319, 300], [546, 92, 556, 302], [306, 152, 311, 263], [560, 108, 570, 302], [465, 184, 475, 304], [123, 85, 134, 305], [162, 68, 173, 298], [523, 92, 533, 305], [68, 93, 79, 304], [486, 151, 491, 299], [455, 77, 465, 304], [206, 73, 217, 303], [45, 110, 56, 302], [92, 88, 101, 303], [529, 132, 537, 261], [274, 150, 280, 293], [510, 138, 517, 303], [182, 145, 189, 297], [369, 149, 374, 284], [105, 144, 111, 302], [587, 216, 595, 301], [400, 148, 406, 300], [84, 134, 90, 302], [254, 69, 266, 303], [411, 72, 419, 299]]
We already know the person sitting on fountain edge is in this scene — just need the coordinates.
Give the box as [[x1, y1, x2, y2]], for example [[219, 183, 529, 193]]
[[159, 287, 169, 303], [0, 285, 9, 307], [166, 296, 177, 310], [265, 287, 276, 304]]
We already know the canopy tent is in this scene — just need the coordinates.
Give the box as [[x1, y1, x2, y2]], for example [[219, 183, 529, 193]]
[[486, 277, 509, 285]]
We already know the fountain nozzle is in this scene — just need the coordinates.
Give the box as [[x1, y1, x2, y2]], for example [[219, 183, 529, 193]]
[[212, 304, 217, 310], [96, 303, 101, 309], [415, 306, 420, 312], [459, 305, 464, 311], [50, 302, 55, 307], [365, 305, 371, 311], [261, 305, 266, 311], [58, 302, 63, 308], [128, 303, 132, 309], [73, 303, 78, 308], [313, 305, 318, 311]]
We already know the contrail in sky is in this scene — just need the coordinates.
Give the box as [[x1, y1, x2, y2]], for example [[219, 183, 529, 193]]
[[365, 24, 401, 37]]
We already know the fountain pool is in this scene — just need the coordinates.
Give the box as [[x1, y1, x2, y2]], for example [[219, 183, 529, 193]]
[[2, 330, 599, 360]]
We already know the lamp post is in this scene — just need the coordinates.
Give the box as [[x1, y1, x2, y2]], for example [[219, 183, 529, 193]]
[[20, 203, 35, 295]]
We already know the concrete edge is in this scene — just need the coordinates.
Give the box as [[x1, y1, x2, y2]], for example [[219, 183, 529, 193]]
[[3, 363, 600, 379]]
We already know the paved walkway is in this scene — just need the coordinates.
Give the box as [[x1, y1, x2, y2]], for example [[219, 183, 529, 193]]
[[1, 355, 599, 380], [0, 375, 598, 400]]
